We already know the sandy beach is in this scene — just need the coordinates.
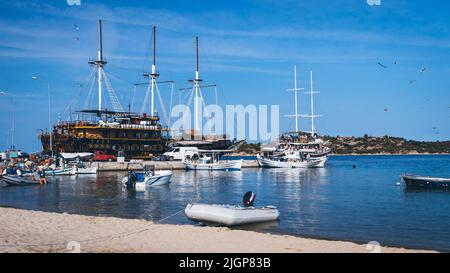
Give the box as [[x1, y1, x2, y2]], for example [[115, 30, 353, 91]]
[[0, 207, 434, 253]]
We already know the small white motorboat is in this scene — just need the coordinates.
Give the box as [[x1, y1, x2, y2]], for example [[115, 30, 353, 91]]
[[185, 192, 280, 226], [184, 159, 243, 171], [184, 151, 243, 171], [256, 154, 323, 168], [122, 165, 172, 191], [74, 166, 98, 175]]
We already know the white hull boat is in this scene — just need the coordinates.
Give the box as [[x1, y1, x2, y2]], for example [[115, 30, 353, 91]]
[[185, 203, 280, 226], [314, 156, 328, 168], [184, 159, 243, 171], [44, 168, 76, 176], [122, 170, 172, 188], [256, 154, 323, 168], [74, 166, 98, 175]]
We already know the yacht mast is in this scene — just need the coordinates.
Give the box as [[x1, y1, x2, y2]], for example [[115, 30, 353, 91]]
[[286, 65, 304, 132], [301, 71, 323, 137]]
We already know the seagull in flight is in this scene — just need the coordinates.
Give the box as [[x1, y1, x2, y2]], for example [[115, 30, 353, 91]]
[[409, 80, 416, 84], [378, 62, 388, 69], [420, 67, 427, 73]]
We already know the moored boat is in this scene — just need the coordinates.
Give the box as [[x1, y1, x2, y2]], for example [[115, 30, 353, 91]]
[[74, 166, 98, 175], [256, 154, 323, 168], [1, 175, 44, 186], [183, 150, 243, 171], [44, 168, 76, 176], [122, 164, 172, 190], [403, 175, 450, 190], [184, 159, 243, 171]]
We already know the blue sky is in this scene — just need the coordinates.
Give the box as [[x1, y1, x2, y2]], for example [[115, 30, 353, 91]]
[[0, 0, 450, 152]]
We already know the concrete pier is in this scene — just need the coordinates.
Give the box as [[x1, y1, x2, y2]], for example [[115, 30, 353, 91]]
[[93, 160, 260, 172]]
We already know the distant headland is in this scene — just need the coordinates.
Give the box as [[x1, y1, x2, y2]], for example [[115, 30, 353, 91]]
[[235, 135, 450, 156], [322, 135, 450, 155]]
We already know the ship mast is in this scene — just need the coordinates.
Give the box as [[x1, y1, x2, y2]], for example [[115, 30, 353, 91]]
[[88, 20, 108, 111], [178, 36, 217, 133], [193, 36, 202, 131], [143, 26, 160, 117], [96, 20, 106, 111], [286, 65, 304, 133]]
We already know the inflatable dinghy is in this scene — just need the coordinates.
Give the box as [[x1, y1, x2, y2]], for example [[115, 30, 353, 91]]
[[185, 203, 280, 226], [185, 192, 279, 226]]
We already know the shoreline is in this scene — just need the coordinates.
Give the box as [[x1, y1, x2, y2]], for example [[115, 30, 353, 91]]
[[228, 153, 450, 157], [330, 153, 450, 157], [0, 207, 435, 253]]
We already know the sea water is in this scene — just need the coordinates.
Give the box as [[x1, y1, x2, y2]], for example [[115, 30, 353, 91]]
[[1, 155, 449, 251]]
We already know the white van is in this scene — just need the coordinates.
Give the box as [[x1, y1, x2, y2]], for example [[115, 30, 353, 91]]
[[162, 147, 198, 161]]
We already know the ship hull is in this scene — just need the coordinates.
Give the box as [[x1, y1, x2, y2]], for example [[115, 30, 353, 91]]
[[403, 175, 450, 190], [40, 132, 238, 159], [39, 133, 166, 159]]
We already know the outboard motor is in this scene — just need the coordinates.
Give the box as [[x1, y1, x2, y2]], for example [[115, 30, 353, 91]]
[[243, 191, 256, 207], [126, 171, 137, 190]]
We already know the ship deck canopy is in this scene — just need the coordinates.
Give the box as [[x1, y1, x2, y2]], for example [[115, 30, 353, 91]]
[[76, 109, 135, 117]]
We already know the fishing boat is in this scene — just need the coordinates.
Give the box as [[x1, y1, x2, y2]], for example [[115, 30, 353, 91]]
[[256, 154, 323, 168], [121, 165, 172, 190], [403, 175, 450, 190], [183, 151, 243, 171], [185, 192, 279, 226], [1, 175, 44, 186]]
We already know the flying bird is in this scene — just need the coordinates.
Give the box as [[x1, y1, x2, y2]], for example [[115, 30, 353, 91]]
[[420, 67, 427, 73], [384, 108, 389, 112], [378, 62, 388, 69], [74, 24, 80, 31], [409, 80, 416, 84]]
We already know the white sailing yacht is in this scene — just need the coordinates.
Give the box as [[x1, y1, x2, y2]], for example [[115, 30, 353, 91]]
[[257, 67, 331, 168]]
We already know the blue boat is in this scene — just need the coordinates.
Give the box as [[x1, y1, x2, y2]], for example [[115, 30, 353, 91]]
[[403, 175, 450, 190]]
